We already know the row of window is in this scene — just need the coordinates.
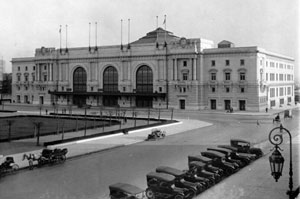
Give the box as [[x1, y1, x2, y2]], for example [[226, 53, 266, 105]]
[[268, 73, 293, 81], [269, 87, 293, 98], [17, 65, 36, 71], [210, 86, 245, 93], [17, 74, 49, 82], [267, 61, 293, 70], [211, 59, 245, 67], [211, 72, 245, 81]]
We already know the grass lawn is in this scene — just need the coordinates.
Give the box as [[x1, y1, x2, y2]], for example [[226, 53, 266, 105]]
[[0, 115, 110, 141]]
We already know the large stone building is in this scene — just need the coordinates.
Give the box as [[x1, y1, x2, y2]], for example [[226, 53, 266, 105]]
[[11, 28, 295, 111]]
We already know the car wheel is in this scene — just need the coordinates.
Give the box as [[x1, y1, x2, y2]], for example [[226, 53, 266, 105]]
[[12, 164, 19, 171], [145, 188, 155, 199], [174, 194, 184, 199]]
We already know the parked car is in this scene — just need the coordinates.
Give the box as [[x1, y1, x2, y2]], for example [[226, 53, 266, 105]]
[[109, 183, 145, 199], [187, 161, 217, 186], [146, 172, 194, 199], [206, 148, 245, 168], [200, 151, 237, 176], [230, 139, 263, 158], [217, 145, 257, 160], [156, 166, 203, 195], [0, 157, 19, 177], [188, 155, 223, 177], [146, 129, 166, 141], [207, 147, 251, 166]]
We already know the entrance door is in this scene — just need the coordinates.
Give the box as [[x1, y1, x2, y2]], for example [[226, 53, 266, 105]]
[[211, 99, 216, 110], [73, 96, 86, 108], [239, 100, 246, 110], [180, 99, 185, 109], [39, 96, 44, 105], [24, 95, 28, 103], [224, 100, 231, 110]]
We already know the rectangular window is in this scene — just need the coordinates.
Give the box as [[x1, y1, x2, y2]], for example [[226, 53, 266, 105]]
[[211, 73, 216, 81], [240, 73, 245, 81], [33, 66, 35, 70], [91, 87, 94, 91], [279, 74, 283, 81], [17, 76, 21, 81], [270, 73, 275, 81], [212, 87, 215, 92], [18, 66, 20, 71], [240, 59, 245, 66], [159, 87, 162, 92], [25, 66, 28, 71], [287, 87, 291, 95], [32, 75, 35, 81], [183, 61, 187, 67], [270, 88, 275, 97], [276, 74, 278, 81], [44, 75, 47, 81], [25, 76, 28, 81], [62, 86, 64, 91], [183, 73, 188, 80], [225, 60, 230, 66], [44, 65, 47, 70], [211, 60, 215, 66], [266, 73, 268, 81], [279, 88, 284, 96], [241, 87, 245, 93], [226, 87, 230, 92], [225, 73, 231, 80]]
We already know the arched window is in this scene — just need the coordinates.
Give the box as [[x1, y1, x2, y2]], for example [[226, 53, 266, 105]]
[[136, 65, 153, 93], [103, 66, 118, 92], [73, 67, 87, 92], [136, 65, 153, 108]]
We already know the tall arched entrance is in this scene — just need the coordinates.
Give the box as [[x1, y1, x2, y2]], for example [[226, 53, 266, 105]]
[[103, 66, 119, 107], [136, 65, 153, 108], [73, 67, 87, 107]]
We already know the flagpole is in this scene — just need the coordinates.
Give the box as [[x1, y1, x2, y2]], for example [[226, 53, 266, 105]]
[[128, 19, 130, 49], [89, 22, 91, 52], [95, 22, 98, 51], [59, 25, 62, 53], [121, 19, 123, 50], [164, 15, 167, 47], [66, 25, 68, 53], [156, 16, 159, 48]]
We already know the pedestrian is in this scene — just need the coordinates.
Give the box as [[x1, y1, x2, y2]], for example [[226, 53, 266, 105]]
[[45, 109, 48, 115], [265, 107, 268, 113], [256, 120, 260, 127]]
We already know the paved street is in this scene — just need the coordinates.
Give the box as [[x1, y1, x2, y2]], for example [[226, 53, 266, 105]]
[[0, 105, 299, 199]]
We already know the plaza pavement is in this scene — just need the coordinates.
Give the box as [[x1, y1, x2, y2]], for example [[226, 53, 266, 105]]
[[0, 104, 299, 199]]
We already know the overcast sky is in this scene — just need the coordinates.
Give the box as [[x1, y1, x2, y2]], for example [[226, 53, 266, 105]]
[[0, 0, 299, 81]]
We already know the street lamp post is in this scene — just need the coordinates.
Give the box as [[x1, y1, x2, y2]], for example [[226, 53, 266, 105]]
[[268, 124, 299, 199]]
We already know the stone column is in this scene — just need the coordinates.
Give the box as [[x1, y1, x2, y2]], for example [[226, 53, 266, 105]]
[[174, 58, 178, 80]]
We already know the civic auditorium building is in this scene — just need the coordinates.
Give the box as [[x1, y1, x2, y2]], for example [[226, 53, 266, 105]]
[[11, 28, 295, 111]]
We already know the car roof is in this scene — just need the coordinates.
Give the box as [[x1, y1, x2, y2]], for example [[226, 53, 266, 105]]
[[109, 183, 144, 194], [231, 139, 250, 143], [188, 155, 212, 163], [201, 151, 226, 158], [156, 166, 184, 176], [207, 148, 231, 155], [147, 172, 175, 182], [189, 161, 206, 167]]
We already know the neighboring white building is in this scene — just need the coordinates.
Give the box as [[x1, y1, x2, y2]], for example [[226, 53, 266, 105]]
[[11, 28, 295, 111]]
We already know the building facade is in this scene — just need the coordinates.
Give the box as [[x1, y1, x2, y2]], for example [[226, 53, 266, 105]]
[[11, 28, 295, 111]]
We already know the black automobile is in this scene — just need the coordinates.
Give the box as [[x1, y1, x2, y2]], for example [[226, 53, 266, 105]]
[[206, 148, 245, 168], [188, 155, 224, 177], [208, 147, 251, 166], [200, 151, 237, 176], [230, 139, 263, 158], [146, 172, 194, 199], [188, 161, 216, 186], [218, 145, 257, 161], [109, 183, 145, 199], [156, 166, 203, 195]]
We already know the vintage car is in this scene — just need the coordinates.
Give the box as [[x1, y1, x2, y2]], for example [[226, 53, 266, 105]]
[[188, 155, 223, 177], [200, 151, 237, 176], [230, 139, 263, 158], [155, 166, 203, 194], [206, 148, 245, 168], [207, 147, 251, 166], [146, 129, 166, 141], [217, 145, 257, 161], [187, 161, 217, 185], [109, 183, 145, 199], [146, 172, 194, 199]]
